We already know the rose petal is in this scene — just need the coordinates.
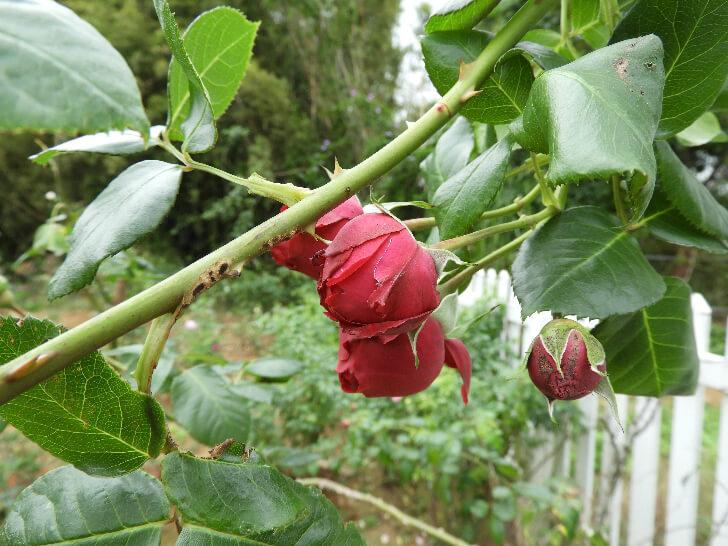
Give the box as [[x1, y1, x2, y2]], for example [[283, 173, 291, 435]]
[[444, 338, 472, 405]]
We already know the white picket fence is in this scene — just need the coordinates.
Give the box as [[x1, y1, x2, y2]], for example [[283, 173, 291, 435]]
[[457, 269, 728, 546]]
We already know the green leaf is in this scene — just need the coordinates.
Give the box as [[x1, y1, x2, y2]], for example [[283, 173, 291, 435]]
[[511, 36, 664, 220], [593, 277, 699, 396], [0, 0, 149, 134], [2, 466, 169, 545], [420, 117, 474, 200], [30, 126, 165, 165], [48, 160, 183, 299], [675, 111, 725, 147], [506, 41, 569, 71], [168, 7, 259, 141], [246, 357, 302, 380], [433, 137, 512, 239], [422, 30, 534, 124], [162, 452, 365, 545], [512, 206, 665, 319], [712, 79, 728, 112], [613, 0, 728, 137], [0, 418, 6, 434], [0, 317, 166, 476], [644, 191, 728, 253], [230, 382, 274, 404], [655, 141, 728, 239], [171, 365, 251, 446], [153, 0, 216, 153], [572, 0, 611, 49], [425, 0, 501, 33]]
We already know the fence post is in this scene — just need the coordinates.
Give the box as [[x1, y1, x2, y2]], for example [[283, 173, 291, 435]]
[[710, 317, 728, 546], [601, 395, 629, 546], [575, 395, 599, 528]]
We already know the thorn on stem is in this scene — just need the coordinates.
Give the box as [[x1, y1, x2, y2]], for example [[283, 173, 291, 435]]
[[461, 89, 482, 103]]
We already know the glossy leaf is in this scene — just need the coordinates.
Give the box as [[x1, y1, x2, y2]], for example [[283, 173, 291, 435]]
[[512, 206, 665, 319], [425, 0, 501, 33], [512, 36, 664, 220], [675, 111, 725, 147], [0, 0, 149, 134], [168, 7, 259, 140], [594, 277, 699, 396], [613, 0, 728, 137], [162, 452, 365, 545], [712, 79, 728, 112], [153, 0, 216, 153], [422, 30, 534, 124], [0, 317, 166, 476], [571, 0, 611, 48], [49, 160, 183, 299], [246, 357, 302, 380], [30, 126, 165, 165], [644, 190, 728, 253], [171, 365, 251, 446], [655, 141, 728, 239], [420, 117, 474, 199], [2, 466, 169, 545], [433, 137, 512, 239]]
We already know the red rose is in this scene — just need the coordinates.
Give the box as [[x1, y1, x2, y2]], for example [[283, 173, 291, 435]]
[[318, 213, 440, 338], [526, 321, 606, 401], [336, 318, 471, 403], [270, 196, 363, 279]]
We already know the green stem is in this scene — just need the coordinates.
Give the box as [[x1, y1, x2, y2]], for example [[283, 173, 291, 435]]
[[0, 0, 557, 405], [134, 313, 176, 394], [297, 477, 470, 546], [440, 229, 535, 294], [531, 152, 559, 209], [560, 0, 570, 45], [435, 206, 556, 251], [612, 175, 629, 224]]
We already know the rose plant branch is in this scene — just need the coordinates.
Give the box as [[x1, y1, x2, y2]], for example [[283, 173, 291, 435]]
[[297, 477, 471, 546], [0, 0, 558, 405]]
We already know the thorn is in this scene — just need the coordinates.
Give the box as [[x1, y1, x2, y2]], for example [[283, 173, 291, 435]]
[[458, 60, 475, 80], [405, 120, 415, 129], [323, 166, 335, 180], [6, 352, 57, 382], [333, 157, 344, 178], [461, 89, 482, 103]]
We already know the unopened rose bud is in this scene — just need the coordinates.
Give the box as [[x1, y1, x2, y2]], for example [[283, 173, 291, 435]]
[[526, 319, 606, 401]]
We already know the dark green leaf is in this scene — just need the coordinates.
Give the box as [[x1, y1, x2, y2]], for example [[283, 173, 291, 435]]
[[712, 79, 728, 112], [512, 36, 664, 220], [512, 206, 665, 319], [0, 317, 166, 476], [422, 30, 534, 124], [153, 0, 216, 153], [168, 7, 259, 140], [246, 357, 302, 380], [593, 277, 699, 396], [30, 126, 164, 165], [612, 0, 728, 137], [655, 141, 728, 239], [162, 452, 365, 545], [506, 41, 569, 70], [171, 365, 250, 446], [0, 0, 149, 134], [49, 160, 183, 299], [572, 0, 611, 48], [425, 0, 501, 33], [230, 382, 275, 404], [675, 111, 725, 147], [433, 137, 512, 239], [2, 466, 169, 545], [644, 191, 728, 253], [420, 117, 474, 199]]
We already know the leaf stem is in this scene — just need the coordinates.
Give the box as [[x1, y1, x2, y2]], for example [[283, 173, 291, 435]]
[[439, 229, 535, 294], [531, 152, 560, 209], [434, 206, 556, 251], [0, 0, 558, 404], [297, 477, 470, 546], [134, 312, 176, 394], [612, 175, 629, 224]]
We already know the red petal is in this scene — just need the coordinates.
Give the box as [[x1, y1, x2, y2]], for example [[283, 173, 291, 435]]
[[444, 338, 472, 405]]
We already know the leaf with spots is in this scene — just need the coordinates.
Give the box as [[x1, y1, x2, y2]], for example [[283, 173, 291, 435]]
[[1, 465, 169, 545], [612, 0, 728, 137], [162, 452, 365, 545], [510, 36, 665, 220], [593, 277, 699, 396], [0, 316, 166, 476], [512, 206, 665, 319], [422, 30, 535, 124]]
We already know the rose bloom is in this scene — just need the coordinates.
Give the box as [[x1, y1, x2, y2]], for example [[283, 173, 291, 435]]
[[318, 213, 440, 338], [270, 196, 363, 279], [336, 318, 471, 403], [527, 328, 605, 400]]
